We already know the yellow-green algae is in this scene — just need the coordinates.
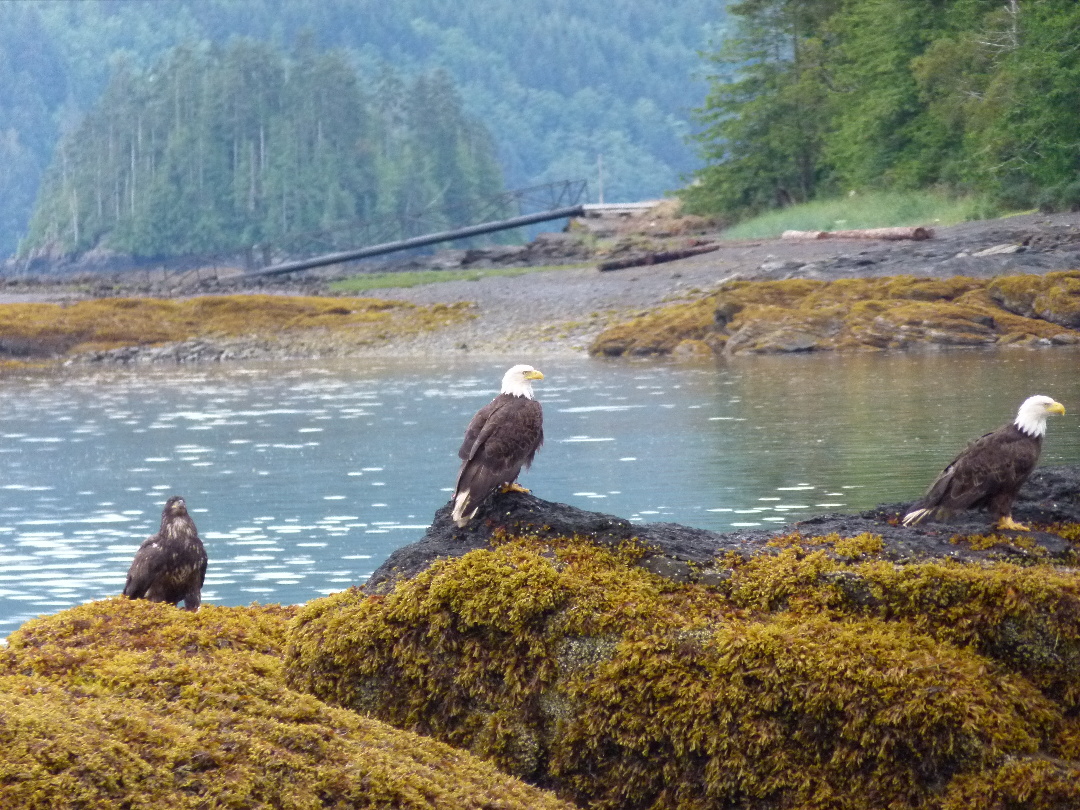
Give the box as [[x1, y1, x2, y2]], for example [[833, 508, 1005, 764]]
[[285, 531, 1080, 810], [0, 598, 574, 809], [0, 294, 470, 363], [590, 271, 1080, 356], [987, 272, 1080, 328]]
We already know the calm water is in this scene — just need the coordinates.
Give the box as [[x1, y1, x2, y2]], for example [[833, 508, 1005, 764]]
[[0, 348, 1078, 637]]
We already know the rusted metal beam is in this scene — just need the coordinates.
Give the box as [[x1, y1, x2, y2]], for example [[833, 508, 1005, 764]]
[[248, 205, 586, 278]]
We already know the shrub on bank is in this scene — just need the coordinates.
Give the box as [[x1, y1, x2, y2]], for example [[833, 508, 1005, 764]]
[[720, 191, 997, 241]]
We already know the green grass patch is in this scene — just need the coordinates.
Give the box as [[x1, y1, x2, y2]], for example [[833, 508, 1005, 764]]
[[329, 263, 591, 293], [722, 190, 1002, 240]]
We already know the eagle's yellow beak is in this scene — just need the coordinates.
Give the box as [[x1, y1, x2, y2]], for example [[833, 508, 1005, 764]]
[[525, 370, 544, 381], [1049, 401, 1066, 415]]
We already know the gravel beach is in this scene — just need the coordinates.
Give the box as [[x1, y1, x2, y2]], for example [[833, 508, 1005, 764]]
[[10, 210, 1080, 365], [353, 210, 1080, 357]]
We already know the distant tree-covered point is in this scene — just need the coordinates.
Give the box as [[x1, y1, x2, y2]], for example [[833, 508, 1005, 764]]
[[22, 37, 504, 259], [683, 0, 1080, 221], [0, 0, 725, 261]]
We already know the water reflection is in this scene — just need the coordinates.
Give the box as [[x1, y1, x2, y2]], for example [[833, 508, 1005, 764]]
[[0, 348, 1077, 636]]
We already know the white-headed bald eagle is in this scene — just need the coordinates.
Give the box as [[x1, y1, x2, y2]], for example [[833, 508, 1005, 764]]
[[452, 364, 544, 527], [123, 495, 207, 610], [902, 395, 1066, 531]]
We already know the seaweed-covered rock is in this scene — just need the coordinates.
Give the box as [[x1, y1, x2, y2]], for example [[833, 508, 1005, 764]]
[[365, 465, 1080, 594], [590, 272, 1080, 356], [0, 599, 574, 810], [987, 271, 1080, 329], [285, 466, 1080, 810]]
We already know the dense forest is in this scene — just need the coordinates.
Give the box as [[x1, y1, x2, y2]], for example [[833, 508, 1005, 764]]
[[682, 0, 1080, 219], [0, 0, 726, 259], [25, 39, 503, 257]]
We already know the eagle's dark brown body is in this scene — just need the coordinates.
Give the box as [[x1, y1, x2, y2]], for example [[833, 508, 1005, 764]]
[[453, 391, 544, 527], [904, 423, 1041, 525], [123, 495, 207, 610]]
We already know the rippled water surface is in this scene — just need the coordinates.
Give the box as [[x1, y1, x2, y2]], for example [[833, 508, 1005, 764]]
[[1, 349, 1078, 636]]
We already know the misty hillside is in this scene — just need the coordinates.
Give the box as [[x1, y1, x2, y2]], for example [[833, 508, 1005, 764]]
[[0, 0, 727, 259]]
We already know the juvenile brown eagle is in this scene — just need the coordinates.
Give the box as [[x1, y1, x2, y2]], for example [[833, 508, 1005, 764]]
[[452, 364, 544, 527], [123, 495, 208, 610], [902, 395, 1066, 531]]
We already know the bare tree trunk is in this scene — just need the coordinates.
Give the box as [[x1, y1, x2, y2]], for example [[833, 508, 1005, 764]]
[[782, 226, 934, 241]]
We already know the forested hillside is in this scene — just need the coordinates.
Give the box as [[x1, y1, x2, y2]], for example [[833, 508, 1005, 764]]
[[25, 40, 502, 257], [0, 0, 726, 259], [683, 0, 1080, 219]]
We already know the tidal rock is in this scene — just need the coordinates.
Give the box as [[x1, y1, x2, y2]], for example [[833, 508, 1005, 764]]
[[287, 466, 1080, 810], [367, 465, 1080, 595], [0, 601, 572, 809]]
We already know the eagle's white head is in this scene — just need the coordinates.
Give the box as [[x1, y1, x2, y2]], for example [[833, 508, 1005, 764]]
[[1014, 394, 1066, 437], [501, 364, 544, 399]]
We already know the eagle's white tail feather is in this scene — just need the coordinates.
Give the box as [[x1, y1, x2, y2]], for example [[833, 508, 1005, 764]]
[[901, 508, 931, 527], [452, 490, 474, 527]]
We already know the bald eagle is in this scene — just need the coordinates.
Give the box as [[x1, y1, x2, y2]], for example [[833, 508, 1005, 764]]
[[452, 364, 544, 527], [123, 495, 208, 610], [902, 395, 1066, 530]]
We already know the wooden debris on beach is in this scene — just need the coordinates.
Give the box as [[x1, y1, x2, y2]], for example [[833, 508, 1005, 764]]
[[598, 242, 720, 272], [781, 226, 934, 241]]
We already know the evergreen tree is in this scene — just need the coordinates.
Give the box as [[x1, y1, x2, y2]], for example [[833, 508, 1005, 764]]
[[682, 0, 838, 215], [687, 0, 1080, 218], [23, 39, 503, 258]]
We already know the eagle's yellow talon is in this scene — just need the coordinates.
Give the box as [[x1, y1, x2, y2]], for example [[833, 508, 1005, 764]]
[[500, 482, 531, 494], [995, 516, 1031, 532]]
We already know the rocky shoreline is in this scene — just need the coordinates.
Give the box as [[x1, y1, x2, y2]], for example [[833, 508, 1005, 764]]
[[2, 210, 1080, 366]]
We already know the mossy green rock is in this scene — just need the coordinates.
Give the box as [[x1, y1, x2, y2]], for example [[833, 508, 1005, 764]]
[[0, 599, 574, 809], [285, 534, 1080, 810]]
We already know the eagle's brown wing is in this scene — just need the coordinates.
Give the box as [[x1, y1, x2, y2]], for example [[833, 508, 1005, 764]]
[[122, 534, 170, 601], [122, 518, 207, 610], [911, 423, 1040, 519], [453, 395, 543, 523]]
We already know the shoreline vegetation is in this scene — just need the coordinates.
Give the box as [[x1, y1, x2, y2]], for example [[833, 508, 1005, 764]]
[[0, 294, 473, 369], [1, 272, 1077, 368], [3, 211, 1080, 367]]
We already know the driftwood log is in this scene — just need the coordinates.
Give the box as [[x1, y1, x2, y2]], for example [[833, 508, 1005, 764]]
[[597, 242, 720, 271], [781, 226, 934, 241]]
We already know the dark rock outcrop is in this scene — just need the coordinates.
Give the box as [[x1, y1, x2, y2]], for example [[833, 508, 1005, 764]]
[[367, 465, 1080, 593]]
